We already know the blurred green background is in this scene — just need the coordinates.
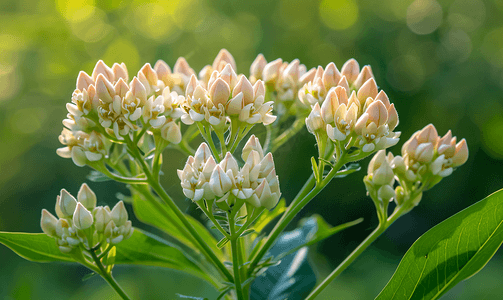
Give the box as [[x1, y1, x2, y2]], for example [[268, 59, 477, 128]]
[[1, 0, 503, 299]]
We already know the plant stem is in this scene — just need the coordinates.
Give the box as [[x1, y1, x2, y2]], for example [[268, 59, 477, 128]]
[[89, 250, 131, 300], [247, 152, 347, 276], [305, 207, 405, 299], [125, 138, 234, 283], [271, 117, 306, 153], [229, 214, 245, 300]]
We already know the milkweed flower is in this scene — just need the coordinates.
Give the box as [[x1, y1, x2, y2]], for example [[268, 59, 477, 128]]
[[40, 184, 133, 253]]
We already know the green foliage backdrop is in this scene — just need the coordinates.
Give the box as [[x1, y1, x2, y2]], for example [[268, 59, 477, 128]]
[[1, 0, 502, 299]]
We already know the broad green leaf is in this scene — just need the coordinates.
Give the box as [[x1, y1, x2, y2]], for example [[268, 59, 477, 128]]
[[0, 231, 73, 263], [253, 199, 286, 233], [278, 215, 363, 259], [376, 188, 503, 300], [131, 191, 223, 259], [0, 229, 214, 284]]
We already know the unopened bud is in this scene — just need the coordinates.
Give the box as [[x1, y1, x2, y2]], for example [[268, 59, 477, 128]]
[[59, 189, 77, 217], [111, 201, 128, 227], [77, 183, 96, 210], [41, 209, 58, 237], [73, 203, 94, 230]]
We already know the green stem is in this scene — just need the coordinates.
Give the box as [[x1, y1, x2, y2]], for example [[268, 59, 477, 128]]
[[271, 117, 305, 153], [97, 163, 147, 184], [247, 152, 347, 276], [89, 250, 131, 300], [229, 214, 245, 300], [125, 138, 234, 283], [305, 207, 405, 299], [198, 201, 230, 239], [197, 123, 221, 161]]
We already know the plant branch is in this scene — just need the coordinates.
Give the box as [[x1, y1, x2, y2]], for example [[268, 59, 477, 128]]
[[89, 250, 131, 300]]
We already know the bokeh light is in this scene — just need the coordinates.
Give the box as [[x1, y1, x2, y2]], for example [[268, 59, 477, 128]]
[[406, 0, 443, 35]]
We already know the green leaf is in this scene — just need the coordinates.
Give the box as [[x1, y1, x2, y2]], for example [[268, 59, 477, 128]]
[[0, 232, 73, 263], [334, 163, 361, 178], [175, 293, 208, 300], [0, 229, 214, 284], [253, 199, 286, 233], [131, 191, 223, 259], [278, 215, 363, 259], [216, 237, 229, 249], [376, 188, 503, 300]]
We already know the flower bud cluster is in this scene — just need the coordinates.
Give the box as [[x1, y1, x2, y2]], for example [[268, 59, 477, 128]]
[[364, 124, 468, 210], [40, 184, 133, 253], [364, 150, 396, 203], [58, 60, 189, 166], [304, 60, 400, 154], [250, 55, 316, 103], [394, 124, 468, 182], [178, 135, 281, 210], [180, 61, 276, 128]]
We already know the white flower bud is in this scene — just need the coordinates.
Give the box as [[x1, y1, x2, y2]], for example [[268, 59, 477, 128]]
[[77, 183, 96, 210], [94, 206, 111, 233], [41, 209, 58, 237], [111, 201, 128, 227], [209, 165, 233, 197], [73, 203, 94, 230], [59, 189, 77, 217]]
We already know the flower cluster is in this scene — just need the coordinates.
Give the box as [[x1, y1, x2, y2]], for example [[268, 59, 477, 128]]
[[58, 60, 189, 166], [364, 124, 469, 210], [304, 59, 399, 155], [180, 61, 276, 129], [393, 124, 468, 183], [178, 136, 281, 210], [250, 55, 316, 104], [40, 184, 133, 253]]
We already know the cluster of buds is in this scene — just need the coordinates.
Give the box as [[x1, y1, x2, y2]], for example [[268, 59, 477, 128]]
[[57, 59, 191, 166], [178, 136, 281, 210], [180, 62, 276, 129], [393, 124, 468, 185], [304, 60, 400, 157], [250, 55, 315, 104], [364, 124, 469, 214], [40, 184, 134, 253]]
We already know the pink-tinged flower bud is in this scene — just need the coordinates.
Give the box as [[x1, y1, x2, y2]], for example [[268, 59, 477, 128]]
[[212, 49, 236, 72], [174, 57, 195, 77], [368, 150, 395, 185], [417, 124, 439, 144], [263, 58, 282, 84], [353, 65, 374, 89], [154, 60, 172, 85], [299, 67, 316, 86], [114, 78, 130, 98], [130, 76, 147, 105], [387, 103, 399, 131], [254, 180, 280, 210], [320, 88, 340, 124], [220, 152, 239, 176], [209, 78, 230, 107], [76, 71, 94, 91], [209, 165, 233, 197], [390, 155, 406, 174], [357, 78, 378, 102], [250, 54, 267, 82], [194, 143, 213, 166], [77, 183, 96, 210], [111, 201, 128, 227], [306, 103, 325, 134], [283, 59, 300, 80], [59, 189, 77, 217], [452, 139, 468, 167], [340, 59, 360, 83], [322, 62, 342, 89], [415, 143, 435, 163], [160, 121, 182, 144], [92, 60, 114, 82], [242, 135, 265, 162], [112, 62, 128, 82], [95, 74, 115, 103], [73, 203, 94, 230], [233, 76, 254, 105], [41, 209, 58, 237]]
